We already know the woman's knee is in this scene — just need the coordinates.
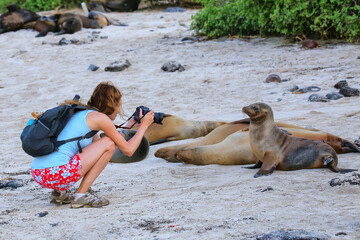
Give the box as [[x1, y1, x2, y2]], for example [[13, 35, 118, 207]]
[[101, 137, 116, 153]]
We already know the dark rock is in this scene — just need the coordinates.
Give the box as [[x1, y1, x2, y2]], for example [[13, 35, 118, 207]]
[[265, 74, 281, 83], [293, 86, 321, 94], [334, 80, 348, 89], [301, 39, 319, 49], [329, 178, 342, 187], [59, 38, 72, 45], [288, 85, 299, 92], [329, 172, 360, 186], [260, 187, 273, 192], [308, 94, 329, 102], [105, 60, 131, 72], [163, 7, 187, 12], [181, 36, 199, 42], [335, 232, 347, 236], [88, 64, 99, 71], [37, 211, 48, 217], [357, 56, 360, 59], [0, 179, 24, 189], [339, 86, 359, 97], [256, 229, 330, 240], [161, 61, 185, 72], [326, 92, 344, 100]]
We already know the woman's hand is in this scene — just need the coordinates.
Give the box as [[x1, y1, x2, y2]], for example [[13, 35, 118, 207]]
[[139, 108, 154, 128]]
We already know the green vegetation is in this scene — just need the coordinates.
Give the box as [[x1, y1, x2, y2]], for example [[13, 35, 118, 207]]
[[191, 0, 360, 42], [0, 0, 85, 12]]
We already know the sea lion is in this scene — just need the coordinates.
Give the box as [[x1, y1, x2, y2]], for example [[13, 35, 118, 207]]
[[55, 13, 83, 35], [155, 119, 251, 162], [0, 4, 40, 34], [134, 114, 226, 145], [29, 16, 59, 37], [156, 119, 360, 164], [242, 102, 356, 177], [90, 0, 140, 12], [87, 11, 127, 27]]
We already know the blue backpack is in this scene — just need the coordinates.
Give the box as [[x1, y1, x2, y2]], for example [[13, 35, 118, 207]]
[[21, 97, 98, 157]]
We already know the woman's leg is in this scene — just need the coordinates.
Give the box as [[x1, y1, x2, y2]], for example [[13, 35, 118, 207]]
[[76, 137, 116, 193]]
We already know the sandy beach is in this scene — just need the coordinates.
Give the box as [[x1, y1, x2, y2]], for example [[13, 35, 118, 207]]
[[0, 8, 360, 239]]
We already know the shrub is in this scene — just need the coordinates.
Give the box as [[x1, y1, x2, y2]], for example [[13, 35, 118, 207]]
[[191, 0, 360, 42]]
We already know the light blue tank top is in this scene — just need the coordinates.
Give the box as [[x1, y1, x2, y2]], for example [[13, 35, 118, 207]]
[[31, 110, 95, 169]]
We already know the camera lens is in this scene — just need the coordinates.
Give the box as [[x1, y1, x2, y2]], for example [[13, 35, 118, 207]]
[[154, 112, 164, 124]]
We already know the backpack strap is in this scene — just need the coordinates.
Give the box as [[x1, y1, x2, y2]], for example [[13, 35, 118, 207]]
[[54, 130, 98, 152]]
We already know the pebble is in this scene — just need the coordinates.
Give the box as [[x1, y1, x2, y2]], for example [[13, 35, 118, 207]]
[[334, 80, 348, 89], [339, 86, 359, 97], [161, 61, 185, 72], [325, 92, 344, 100], [308, 94, 329, 102], [105, 60, 131, 72], [88, 64, 99, 71], [265, 74, 281, 83]]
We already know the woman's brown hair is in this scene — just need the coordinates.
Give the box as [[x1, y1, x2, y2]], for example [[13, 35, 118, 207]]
[[87, 81, 124, 116]]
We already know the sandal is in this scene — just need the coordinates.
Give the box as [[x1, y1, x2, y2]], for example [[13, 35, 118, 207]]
[[71, 192, 109, 208], [50, 189, 74, 204]]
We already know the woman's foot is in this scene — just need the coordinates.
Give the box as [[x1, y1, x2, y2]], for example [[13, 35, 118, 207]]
[[50, 189, 74, 204], [71, 191, 109, 208]]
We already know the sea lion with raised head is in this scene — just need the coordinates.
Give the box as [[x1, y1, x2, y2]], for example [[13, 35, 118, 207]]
[[156, 118, 360, 164], [242, 102, 357, 177], [135, 114, 226, 145], [0, 4, 40, 34]]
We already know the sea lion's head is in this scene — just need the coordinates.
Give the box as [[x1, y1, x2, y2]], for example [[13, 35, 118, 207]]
[[242, 102, 273, 124]]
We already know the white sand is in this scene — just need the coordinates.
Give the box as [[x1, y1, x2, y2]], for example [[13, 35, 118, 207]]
[[0, 9, 360, 239]]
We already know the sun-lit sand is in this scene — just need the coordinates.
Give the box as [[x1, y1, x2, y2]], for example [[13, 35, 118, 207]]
[[0, 9, 359, 239]]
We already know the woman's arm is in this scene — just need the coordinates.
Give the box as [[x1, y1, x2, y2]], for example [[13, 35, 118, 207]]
[[86, 111, 153, 157]]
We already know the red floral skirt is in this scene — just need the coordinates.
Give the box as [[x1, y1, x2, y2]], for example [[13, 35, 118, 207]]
[[31, 155, 82, 191]]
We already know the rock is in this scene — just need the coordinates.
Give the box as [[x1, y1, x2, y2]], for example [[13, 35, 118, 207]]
[[163, 7, 186, 12], [339, 86, 359, 97], [301, 39, 319, 49], [37, 211, 48, 217], [88, 64, 99, 71], [265, 74, 281, 83], [308, 94, 329, 102], [0, 179, 25, 189], [161, 61, 185, 72], [105, 60, 131, 72], [334, 80, 348, 89], [58, 38, 72, 45], [325, 92, 344, 100], [293, 86, 321, 94], [288, 85, 299, 92], [256, 229, 330, 240], [329, 172, 360, 186]]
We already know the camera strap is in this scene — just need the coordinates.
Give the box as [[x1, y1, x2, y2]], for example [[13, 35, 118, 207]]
[[114, 115, 145, 129]]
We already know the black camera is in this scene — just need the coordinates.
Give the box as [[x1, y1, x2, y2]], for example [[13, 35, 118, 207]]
[[133, 106, 164, 124]]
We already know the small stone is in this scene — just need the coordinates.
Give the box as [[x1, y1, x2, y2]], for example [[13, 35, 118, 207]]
[[105, 60, 131, 72], [357, 56, 360, 59], [334, 80, 348, 89], [339, 86, 359, 97], [329, 178, 342, 187], [288, 85, 299, 92], [161, 61, 185, 72], [326, 92, 344, 100], [294, 86, 321, 94], [58, 38, 72, 45], [0, 179, 24, 189], [88, 64, 99, 71], [265, 74, 281, 83], [37, 211, 48, 217], [302, 39, 319, 49], [163, 7, 186, 12], [308, 94, 329, 102]]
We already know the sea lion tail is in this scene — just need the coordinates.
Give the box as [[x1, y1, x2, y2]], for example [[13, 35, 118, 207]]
[[324, 157, 358, 173]]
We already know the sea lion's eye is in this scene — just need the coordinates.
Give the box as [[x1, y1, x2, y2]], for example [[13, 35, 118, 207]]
[[252, 106, 259, 111]]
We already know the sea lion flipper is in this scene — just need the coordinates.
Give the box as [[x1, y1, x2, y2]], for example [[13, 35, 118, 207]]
[[55, 29, 66, 36], [243, 160, 263, 169], [254, 167, 275, 178], [150, 138, 169, 145], [36, 30, 49, 37], [341, 139, 360, 153]]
